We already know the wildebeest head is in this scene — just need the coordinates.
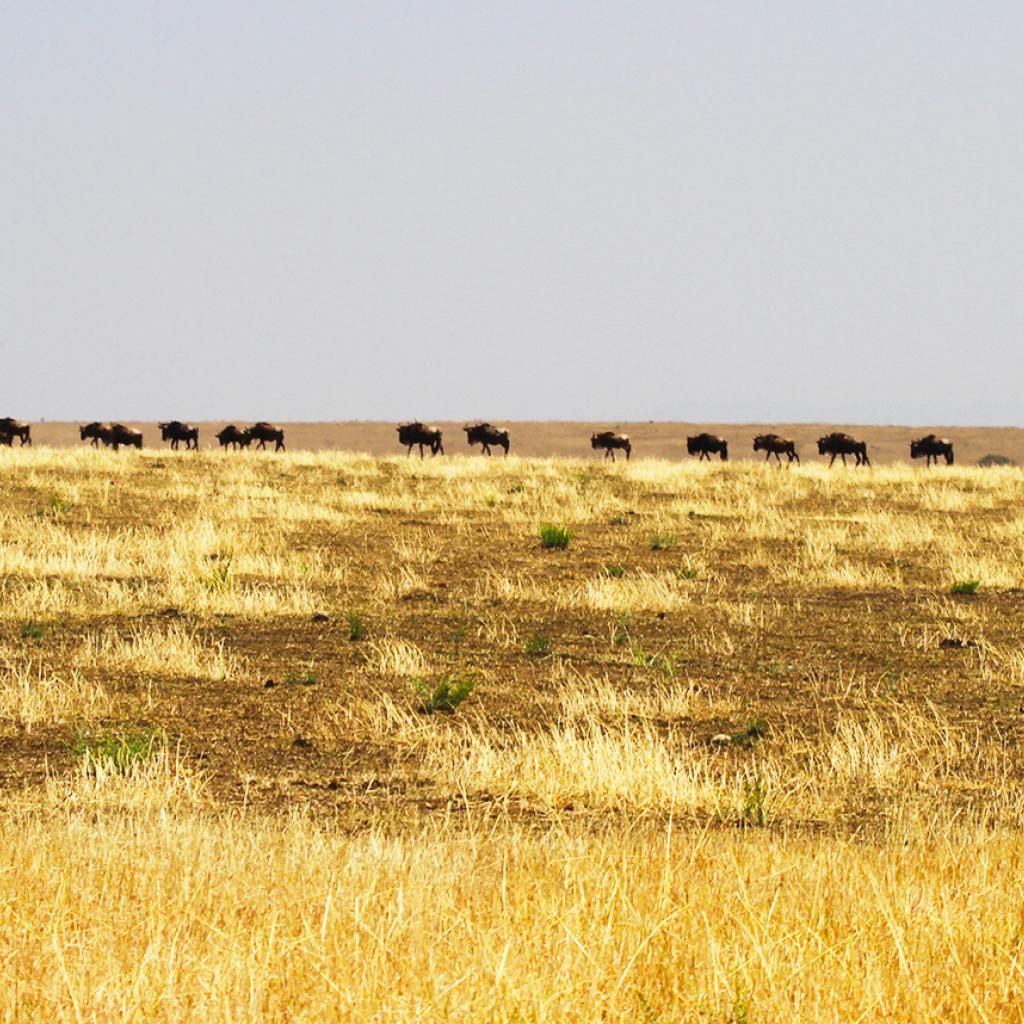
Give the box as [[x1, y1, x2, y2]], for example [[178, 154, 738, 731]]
[[817, 436, 829, 455]]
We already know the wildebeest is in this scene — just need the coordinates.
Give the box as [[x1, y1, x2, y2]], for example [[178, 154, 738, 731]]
[[590, 431, 631, 461], [80, 422, 112, 447], [910, 434, 954, 466], [215, 425, 253, 450], [753, 433, 799, 465], [687, 433, 728, 461], [159, 421, 199, 450], [0, 418, 31, 445], [397, 422, 444, 458], [0, 428, 14, 446], [104, 423, 143, 450], [464, 423, 509, 456], [817, 432, 870, 467], [247, 422, 285, 451]]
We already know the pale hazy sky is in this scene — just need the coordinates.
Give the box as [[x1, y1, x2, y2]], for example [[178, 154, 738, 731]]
[[2, 3, 1022, 423]]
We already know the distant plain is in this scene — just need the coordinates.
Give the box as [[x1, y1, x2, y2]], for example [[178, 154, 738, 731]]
[[29, 420, 1024, 464]]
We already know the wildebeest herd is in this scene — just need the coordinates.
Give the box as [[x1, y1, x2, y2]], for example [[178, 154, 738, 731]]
[[0, 419, 962, 465]]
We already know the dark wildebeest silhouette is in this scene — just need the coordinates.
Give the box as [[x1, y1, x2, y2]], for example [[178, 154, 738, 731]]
[[464, 423, 509, 456], [753, 434, 799, 465], [216, 425, 253, 450], [0, 428, 14, 446], [103, 423, 143, 450], [247, 422, 285, 451], [817, 432, 870, 467], [590, 431, 631, 461], [159, 421, 199, 451], [80, 422, 113, 447], [0, 418, 31, 445], [910, 434, 954, 466], [397, 422, 444, 458], [687, 433, 728, 461]]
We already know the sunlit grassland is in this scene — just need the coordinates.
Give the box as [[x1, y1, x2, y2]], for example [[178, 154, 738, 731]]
[[1, 445, 1024, 1021]]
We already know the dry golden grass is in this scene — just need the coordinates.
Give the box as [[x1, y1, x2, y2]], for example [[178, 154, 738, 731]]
[[76, 621, 245, 681], [1, 807, 1023, 1022], [1, 447, 1024, 1020]]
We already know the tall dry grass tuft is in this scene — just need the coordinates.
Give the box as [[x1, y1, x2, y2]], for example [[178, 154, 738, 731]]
[[0, 658, 109, 731], [76, 621, 245, 680]]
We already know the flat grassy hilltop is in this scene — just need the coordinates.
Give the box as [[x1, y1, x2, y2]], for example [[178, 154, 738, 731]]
[[1, 447, 1023, 1021]]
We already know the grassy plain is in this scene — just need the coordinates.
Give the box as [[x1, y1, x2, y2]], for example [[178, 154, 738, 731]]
[[1, 446, 1024, 1021]]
